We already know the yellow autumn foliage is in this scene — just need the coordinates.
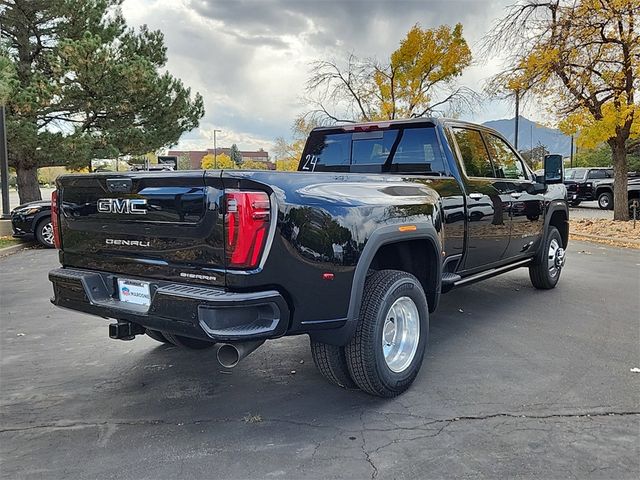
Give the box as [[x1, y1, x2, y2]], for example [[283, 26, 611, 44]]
[[374, 23, 472, 119], [241, 160, 269, 170], [201, 153, 235, 169], [559, 103, 640, 150], [276, 158, 299, 171], [503, 0, 638, 148], [489, 0, 638, 220]]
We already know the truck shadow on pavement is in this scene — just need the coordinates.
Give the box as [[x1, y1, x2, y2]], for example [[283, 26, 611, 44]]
[[96, 270, 555, 426]]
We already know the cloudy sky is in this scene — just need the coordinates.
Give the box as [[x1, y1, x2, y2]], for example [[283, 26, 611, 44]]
[[122, 0, 532, 153]]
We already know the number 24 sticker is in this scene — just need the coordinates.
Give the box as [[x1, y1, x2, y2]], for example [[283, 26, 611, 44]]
[[302, 154, 318, 171]]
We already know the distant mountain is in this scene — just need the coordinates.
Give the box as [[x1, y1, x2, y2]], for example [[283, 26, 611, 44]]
[[482, 116, 572, 157]]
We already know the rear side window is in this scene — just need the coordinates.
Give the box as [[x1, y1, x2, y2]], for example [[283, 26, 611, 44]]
[[483, 133, 526, 180], [391, 128, 446, 173], [301, 133, 351, 171], [452, 128, 494, 177]]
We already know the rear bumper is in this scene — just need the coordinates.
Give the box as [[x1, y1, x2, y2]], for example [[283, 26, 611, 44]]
[[49, 268, 290, 342]]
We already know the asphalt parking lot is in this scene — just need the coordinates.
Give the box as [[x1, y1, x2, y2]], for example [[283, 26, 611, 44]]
[[1, 244, 639, 479], [569, 201, 613, 220]]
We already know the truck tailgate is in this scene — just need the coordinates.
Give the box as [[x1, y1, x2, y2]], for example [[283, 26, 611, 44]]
[[57, 172, 226, 287]]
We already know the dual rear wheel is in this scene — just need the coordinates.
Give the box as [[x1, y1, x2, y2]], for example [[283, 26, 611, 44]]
[[312, 228, 566, 397], [311, 270, 429, 398]]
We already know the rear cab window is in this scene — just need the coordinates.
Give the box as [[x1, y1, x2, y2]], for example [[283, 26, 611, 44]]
[[299, 125, 448, 175]]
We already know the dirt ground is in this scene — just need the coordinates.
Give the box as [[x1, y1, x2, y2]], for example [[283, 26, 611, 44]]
[[569, 218, 640, 249]]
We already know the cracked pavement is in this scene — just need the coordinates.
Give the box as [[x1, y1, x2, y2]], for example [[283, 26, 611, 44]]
[[1, 242, 639, 479]]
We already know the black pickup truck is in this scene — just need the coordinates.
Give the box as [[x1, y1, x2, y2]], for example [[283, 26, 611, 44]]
[[591, 175, 640, 216], [48, 118, 569, 397], [564, 167, 613, 206]]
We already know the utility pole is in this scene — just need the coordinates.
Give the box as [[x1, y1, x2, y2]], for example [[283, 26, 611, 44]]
[[212, 129, 222, 169], [570, 135, 574, 168], [514, 90, 520, 150], [530, 123, 533, 151], [0, 105, 10, 218]]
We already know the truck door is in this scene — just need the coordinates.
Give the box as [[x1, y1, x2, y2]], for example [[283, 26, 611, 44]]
[[450, 127, 511, 271], [482, 132, 544, 259]]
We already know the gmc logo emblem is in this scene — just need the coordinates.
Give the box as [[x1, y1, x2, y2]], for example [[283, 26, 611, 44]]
[[97, 198, 148, 215]]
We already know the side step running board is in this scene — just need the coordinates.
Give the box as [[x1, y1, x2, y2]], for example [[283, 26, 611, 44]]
[[441, 272, 462, 293], [442, 258, 532, 292]]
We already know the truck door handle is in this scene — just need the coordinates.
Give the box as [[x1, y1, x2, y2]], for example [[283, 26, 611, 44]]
[[469, 193, 484, 200], [510, 192, 523, 199]]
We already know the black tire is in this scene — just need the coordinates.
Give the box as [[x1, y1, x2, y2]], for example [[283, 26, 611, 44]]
[[598, 191, 613, 210], [163, 332, 215, 349], [569, 200, 581, 207], [345, 270, 429, 398], [529, 226, 564, 289], [35, 217, 55, 248], [310, 340, 357, 389], [145, 329, 170, 344]]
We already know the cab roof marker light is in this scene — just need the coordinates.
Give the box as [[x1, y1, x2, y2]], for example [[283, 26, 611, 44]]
[[341, 122, 391, 132]]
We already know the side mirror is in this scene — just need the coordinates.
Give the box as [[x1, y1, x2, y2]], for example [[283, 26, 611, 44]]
[[544, 154, 564, 184]]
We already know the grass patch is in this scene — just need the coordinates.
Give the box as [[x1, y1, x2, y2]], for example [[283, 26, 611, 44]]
[[0, 236, 22, 249]]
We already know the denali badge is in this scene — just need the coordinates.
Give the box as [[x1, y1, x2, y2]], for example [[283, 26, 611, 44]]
[[97, 198, 147, 215], [105, 239, 151, 247]]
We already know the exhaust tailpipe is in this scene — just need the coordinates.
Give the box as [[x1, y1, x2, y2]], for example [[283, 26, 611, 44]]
[[217, 340, 265, 368]]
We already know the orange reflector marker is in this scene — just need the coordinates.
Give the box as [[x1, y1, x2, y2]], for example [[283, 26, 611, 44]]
[[398, 225, 417, 232]]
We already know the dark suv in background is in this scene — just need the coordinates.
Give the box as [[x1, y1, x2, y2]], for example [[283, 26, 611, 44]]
[[564, 167, 613, 206], [11, 200, 55, 248]]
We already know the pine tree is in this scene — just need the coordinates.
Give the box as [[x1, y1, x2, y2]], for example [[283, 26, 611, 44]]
[[230, 144, 242, 167], [1, 0, 205, 202]]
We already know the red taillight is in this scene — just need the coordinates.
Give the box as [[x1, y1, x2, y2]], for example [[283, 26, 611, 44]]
[[225, 191, 270, 269], [51, 190, 61, 249]]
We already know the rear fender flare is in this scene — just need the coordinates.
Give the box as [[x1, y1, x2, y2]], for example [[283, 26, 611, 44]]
[[594, 185, 613, 197], [310, 223, 442, 346]]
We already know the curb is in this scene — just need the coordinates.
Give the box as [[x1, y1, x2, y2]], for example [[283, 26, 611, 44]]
[[0, 243, 28, 257]]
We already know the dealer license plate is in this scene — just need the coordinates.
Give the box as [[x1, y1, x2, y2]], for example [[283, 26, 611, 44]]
[[117, 279, 151, 307]]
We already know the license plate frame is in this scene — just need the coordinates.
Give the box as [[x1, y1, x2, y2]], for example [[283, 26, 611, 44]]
[[117, 278, 151, 307]]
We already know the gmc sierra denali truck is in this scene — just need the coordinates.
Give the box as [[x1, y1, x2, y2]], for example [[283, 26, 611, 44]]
[[48, 118, 569, 397]]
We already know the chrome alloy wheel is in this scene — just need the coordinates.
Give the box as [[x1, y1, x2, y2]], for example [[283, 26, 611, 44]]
[[41, 222, 54, 246], [547, 238, 565, 278], [382, 296, 420, 373]]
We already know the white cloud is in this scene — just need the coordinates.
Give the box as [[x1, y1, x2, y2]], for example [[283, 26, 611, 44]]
[[121, 0, 542, 153]]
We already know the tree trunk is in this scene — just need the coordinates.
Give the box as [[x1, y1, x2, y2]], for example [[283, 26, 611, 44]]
[[609, 137, 628, 221], [16, 164, 42, 204]]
